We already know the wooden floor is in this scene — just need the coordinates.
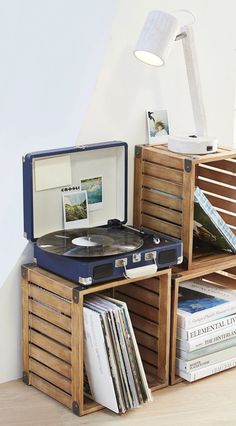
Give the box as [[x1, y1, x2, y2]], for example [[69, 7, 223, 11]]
[[1, 370, 236, 425]]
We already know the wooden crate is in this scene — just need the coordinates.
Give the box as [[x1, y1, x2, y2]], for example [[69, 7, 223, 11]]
[[22, 264, 171, 416], [170, 258, 236, 385], [133, 144, 236, 270]]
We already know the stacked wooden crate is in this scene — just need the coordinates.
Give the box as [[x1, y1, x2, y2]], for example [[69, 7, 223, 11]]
[[133, 143, 236, 384], [22, 265, 171, 415]]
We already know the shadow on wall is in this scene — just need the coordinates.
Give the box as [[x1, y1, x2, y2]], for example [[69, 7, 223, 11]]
[[0, 242, 33, 384]]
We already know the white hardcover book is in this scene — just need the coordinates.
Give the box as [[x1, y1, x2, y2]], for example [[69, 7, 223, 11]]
[[83, 307, 120, 413], [177, 279, 236, 329], [177, 323, 236, 352], [176, 357, 236, 382], [177, 312, 236, 341], [177, 336, 236, 361], [176, 345, 236, 372]]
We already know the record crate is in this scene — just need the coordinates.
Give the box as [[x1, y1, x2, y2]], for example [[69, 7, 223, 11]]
[[133, 144, 236, 270], [21, 264, 171, 416], [170, 258, 236, 385]]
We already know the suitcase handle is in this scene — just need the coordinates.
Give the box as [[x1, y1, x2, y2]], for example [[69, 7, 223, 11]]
[[123, 263, 157, 279]]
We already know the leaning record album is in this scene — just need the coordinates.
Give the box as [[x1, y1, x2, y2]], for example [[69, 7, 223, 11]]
[[37, 227, 144, 257]]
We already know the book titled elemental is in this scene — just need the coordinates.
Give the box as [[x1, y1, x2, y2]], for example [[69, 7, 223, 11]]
[[177, 279, 236, 330], [177, 280, 236, 382]]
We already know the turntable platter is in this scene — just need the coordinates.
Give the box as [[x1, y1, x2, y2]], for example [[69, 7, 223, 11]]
[[37, 227, 144, 257]]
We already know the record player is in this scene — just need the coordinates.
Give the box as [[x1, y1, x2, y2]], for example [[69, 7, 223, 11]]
[[23, 141, 182, 285]]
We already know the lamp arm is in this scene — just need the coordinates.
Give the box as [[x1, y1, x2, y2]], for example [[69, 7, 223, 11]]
[[180, 25, 208, 136]]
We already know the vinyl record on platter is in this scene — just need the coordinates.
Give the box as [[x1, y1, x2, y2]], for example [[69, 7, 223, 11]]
[[37, 227, 144, 257]]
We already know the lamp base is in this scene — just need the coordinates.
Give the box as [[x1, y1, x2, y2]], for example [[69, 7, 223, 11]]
[[168, 135, 218, 155]]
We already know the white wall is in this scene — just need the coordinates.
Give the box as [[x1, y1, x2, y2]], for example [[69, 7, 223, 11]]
[[78, 0, 236, 223], [0, 0, 117, 383], [1, 0, 236, 383]]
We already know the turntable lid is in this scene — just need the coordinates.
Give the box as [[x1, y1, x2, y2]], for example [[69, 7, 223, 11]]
[[23, 141, 128, 242]]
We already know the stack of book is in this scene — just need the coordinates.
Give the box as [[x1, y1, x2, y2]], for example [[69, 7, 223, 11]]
[[83, 294, 152, 413], [176, 279, 236, 382]]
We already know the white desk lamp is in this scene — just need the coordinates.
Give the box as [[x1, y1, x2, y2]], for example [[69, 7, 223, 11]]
[[134, 10, 218, 155]]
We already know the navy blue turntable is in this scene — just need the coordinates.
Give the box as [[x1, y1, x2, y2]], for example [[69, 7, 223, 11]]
[[23, 141, 182, 285]]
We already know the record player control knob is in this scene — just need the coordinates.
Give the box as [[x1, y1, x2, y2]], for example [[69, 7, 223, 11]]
[[153, 236, 160, 245]]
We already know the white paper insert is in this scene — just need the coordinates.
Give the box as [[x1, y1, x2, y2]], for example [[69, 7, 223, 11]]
[[34, 155, 72, 191], [32, 146, 125, 238]]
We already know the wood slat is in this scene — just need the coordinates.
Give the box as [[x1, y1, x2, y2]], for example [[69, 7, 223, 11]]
[[115, 292, 159, 323], [71, 294, 83, 412], [158, 274, 170, 384], [142, 200, 182, 226], [225, 267, 236, 276], [30, 345, 72, 379], [29, 314, 71, 348], [198, 165, 236, 187], [30, 330, 71, 363], [30, 373, 72, 409], [143, 161, 183, 184], [136, 277, 160, 294], [193, 247, 219, 260], [152, 144, 169, 152], [203, 273, 236, 290], [218, 211, 236, 227], [134, 328, 158, 352], [29, 268, 75, 301], [142, 361, 158, 378], [145, 373, 162, 390], [177, 261, 236, 278], [29, 300, 71, 332], [133, 148, 143, 228], [22, 279, 30, 382], [197, 150, 236, 164], [205, 193, 236, 214], [118, 284, 159, 307], [142, 188, 182, 211], [143, 175, 183, 197], [191, 252, 235, 271], [83, 398, 104, 415], [142, 147, 184, 170], [170, 280, 179, 385], [181, 162, 196, 269], [129, 312, 159, 337], [217, 146, 234, 151], [139, 345, 158, 367], [29, 284, 71, 316], [198, 179, 236, 200], [142, 214, 182, 239], [202, 159, 236, 173], [29, 358, 72, 395]]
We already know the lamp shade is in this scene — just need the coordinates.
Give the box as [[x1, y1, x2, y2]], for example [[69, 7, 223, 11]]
[[134, 11, 179, 66]]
